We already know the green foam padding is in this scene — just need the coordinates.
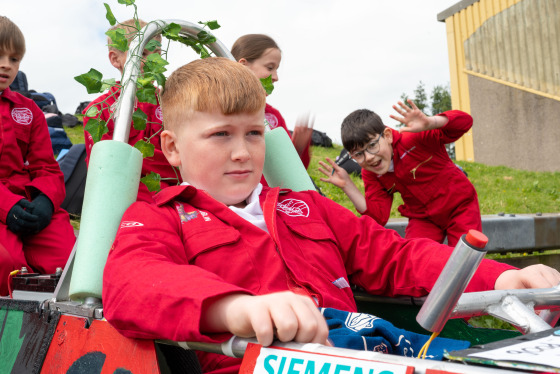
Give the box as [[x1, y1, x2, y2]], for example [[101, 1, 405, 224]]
[[263, 128, 315, 192], [68, 140, 142, 300]]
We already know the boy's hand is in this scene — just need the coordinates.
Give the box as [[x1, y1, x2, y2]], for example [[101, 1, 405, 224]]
[[204, 291, 329, 347], [390, 99, 443, 133], [27, 194, 54, 234], [318, 157, 351, 189], [494, 264, 560, 290], [6, 199, 39, 235], [292, 114, 314, 157]]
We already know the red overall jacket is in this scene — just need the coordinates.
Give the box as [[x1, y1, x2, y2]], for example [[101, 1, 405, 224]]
[[0, 88, 65, 221], [103, 184, 514, 373], [361, 110, 478, 227], [83, 85, 181, 202]]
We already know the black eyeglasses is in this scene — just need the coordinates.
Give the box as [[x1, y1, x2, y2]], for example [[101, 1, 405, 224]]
[[350, 134, 383, 163]]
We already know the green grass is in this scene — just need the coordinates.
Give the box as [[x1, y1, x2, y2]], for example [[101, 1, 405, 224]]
[[309, 144, 560, 217], [64, 123, 86, 145]]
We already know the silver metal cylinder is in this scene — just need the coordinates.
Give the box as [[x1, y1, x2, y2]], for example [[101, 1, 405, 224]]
[[416, 231, 488, 332]]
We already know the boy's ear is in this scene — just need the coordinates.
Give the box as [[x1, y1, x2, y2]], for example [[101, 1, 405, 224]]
[[108, 50, 124, 72], [383, 127, 393, 144], [160, 129, 181, 167]]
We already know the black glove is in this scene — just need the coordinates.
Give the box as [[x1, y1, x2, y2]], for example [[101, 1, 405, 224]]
[[27, 194, 54, 234], [6, 199, 39, 235]]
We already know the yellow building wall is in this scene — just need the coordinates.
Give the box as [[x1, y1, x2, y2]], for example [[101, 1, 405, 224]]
[[442, 0, 523, 161]]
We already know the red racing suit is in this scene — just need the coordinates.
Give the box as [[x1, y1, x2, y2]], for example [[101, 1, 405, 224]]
[[83, 84, 181, 203], [361, 110, 481, 246], [0, 88, 75, 295], [103, 184, 514, 373]]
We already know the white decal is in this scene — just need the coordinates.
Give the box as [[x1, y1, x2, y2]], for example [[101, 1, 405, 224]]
[[277, 199, 309, 217], [265, 112, 279, 129], [400, 146, 416, 159], [344, 312, 380, 332], [12, 108, 33, 125], [155, 106, 163, 121], [120, 221, 144, 228]]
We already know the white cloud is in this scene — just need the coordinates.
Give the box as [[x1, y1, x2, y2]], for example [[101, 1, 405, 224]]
[[4, 0, 458, 143]]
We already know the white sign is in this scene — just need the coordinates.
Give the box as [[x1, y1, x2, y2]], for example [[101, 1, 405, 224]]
[[469, 334, 560, 369], [241, 344, 413, 374]]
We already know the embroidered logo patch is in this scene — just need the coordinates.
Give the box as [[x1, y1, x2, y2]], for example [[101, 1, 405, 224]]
[[277, 199, 309, 217], [176, 203, 199, 223], [344, 312, 380, 332], [265, 113, 279, 129], [12, 108, 33, 125], [155, 106, 163, 121], [332, 277, 350, 289], [120, 221, 144, 228]]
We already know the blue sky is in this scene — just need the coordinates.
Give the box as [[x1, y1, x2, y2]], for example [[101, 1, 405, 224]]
[[5, 0, 459, 143]]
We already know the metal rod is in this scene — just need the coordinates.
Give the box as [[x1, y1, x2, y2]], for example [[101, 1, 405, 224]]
[[112, 19, 234, 144]]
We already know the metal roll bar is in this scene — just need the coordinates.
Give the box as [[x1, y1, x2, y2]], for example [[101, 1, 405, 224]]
[[112, 19, 234, 144]]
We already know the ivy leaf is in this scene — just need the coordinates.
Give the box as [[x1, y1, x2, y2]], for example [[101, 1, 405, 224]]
[[132, 108, 147, 130], [101, 78, 117, 92], [199, 47, 210, 59], [104, 3, 116, 26], [143, 53, 169, 74], [134, 140, 155, 158], [140, 172, 161, 192], [145, 39, 161, 52], [162, 23, 181, 39], [84, 118, 108, 143], [74, 69, 104, 94], [85, 106, 99, 118], [106, 29, 128, 52], [118, 0, 135, 5], [197, 30, 216, 44], [260, 75, 274, 95], [199, 20, 220, 30], [136, 84, 157, 104], [152, 73, 166, 88]]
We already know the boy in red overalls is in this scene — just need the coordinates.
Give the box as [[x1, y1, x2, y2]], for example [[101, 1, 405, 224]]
[[0, 16, 75, 296], [319, 100, 480, 246], [83, 19, 181, 203]]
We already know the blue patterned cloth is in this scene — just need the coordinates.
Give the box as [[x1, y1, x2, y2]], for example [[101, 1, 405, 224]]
[[322, 308, 470, 360]]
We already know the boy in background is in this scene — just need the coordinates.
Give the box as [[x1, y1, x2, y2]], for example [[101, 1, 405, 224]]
[[0, 16, 75, 296], [83, 19, 180, 203], [102, 58, 560, 374], [319, 100, 480, 246]]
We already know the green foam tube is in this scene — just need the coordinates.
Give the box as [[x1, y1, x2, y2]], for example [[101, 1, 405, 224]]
[[68, 140, 142, 300], [263, 128, 315, 191]]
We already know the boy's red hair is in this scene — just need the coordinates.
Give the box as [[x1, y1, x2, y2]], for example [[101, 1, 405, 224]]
[[161, 57, 266, 131]]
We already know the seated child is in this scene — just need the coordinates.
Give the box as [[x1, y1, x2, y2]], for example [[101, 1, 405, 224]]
[[83, 19, 181, 203], [0, 16, 75, 296], [319, 100, 481, 246], [102, 58, 560, 374]]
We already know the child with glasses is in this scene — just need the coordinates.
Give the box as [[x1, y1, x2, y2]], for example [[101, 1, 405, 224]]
[[319, 100, 481, 246]]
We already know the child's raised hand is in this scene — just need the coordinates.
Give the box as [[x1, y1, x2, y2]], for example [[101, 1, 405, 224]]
[[390, 99, 431, 133], [208, 292, 329, 347], [292, 113, 314, 157], [318, 157, 351, 188]]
